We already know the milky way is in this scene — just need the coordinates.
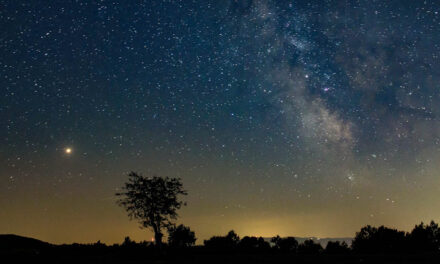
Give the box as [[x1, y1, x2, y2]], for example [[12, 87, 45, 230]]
[[1, 1, 440, 243]]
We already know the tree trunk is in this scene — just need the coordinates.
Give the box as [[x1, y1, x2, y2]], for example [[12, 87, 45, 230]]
[[152, 223, 163, 248], [155, 232, 163, 247]]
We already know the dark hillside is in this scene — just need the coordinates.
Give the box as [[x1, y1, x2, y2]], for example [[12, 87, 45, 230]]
[[0, 234, 52, 255]]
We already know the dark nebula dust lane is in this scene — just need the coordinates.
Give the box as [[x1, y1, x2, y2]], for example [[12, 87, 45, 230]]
[[1, 0, 440, 243]]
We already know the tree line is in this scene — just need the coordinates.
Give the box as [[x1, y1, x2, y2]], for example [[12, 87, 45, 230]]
[[116, 172, 440, 255], [112, 221, 440, 255]]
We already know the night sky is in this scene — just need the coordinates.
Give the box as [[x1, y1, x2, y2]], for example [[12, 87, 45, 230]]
[[2, 0, 440, 244]]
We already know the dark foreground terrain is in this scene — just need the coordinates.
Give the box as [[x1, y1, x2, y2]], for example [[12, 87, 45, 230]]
[[2, 234, 440, 264]]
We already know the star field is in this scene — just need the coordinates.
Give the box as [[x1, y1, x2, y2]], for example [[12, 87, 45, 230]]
[[1, 0, 440, 243]]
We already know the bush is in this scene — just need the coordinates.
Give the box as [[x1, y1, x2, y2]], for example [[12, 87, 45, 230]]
[[271, 236, 298, 253], [298, 239, 323, 255], [352, 225, 406, 254], [168, 224, 196, 248], [204, 230, 240, 250], [325, 241, 350, 254]]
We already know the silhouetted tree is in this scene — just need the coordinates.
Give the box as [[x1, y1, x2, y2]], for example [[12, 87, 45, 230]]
[[271, 235, 298, 253], [122, 236, 136, 247], [408, 221, 440, 253], [116, 172, 187, 247], [325, 241, 350, 255], [352, 225, 406, 254], [226, 230, 240, 244], [238, 236, 270, 252], [167, 224, 196, 248], [204, 230, 240, 249], [297, 239, 323, 255]]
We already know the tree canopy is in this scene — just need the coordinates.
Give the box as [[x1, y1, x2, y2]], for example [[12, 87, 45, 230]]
[[167, 224, 197, 248], [116, 172, 187, 246]]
